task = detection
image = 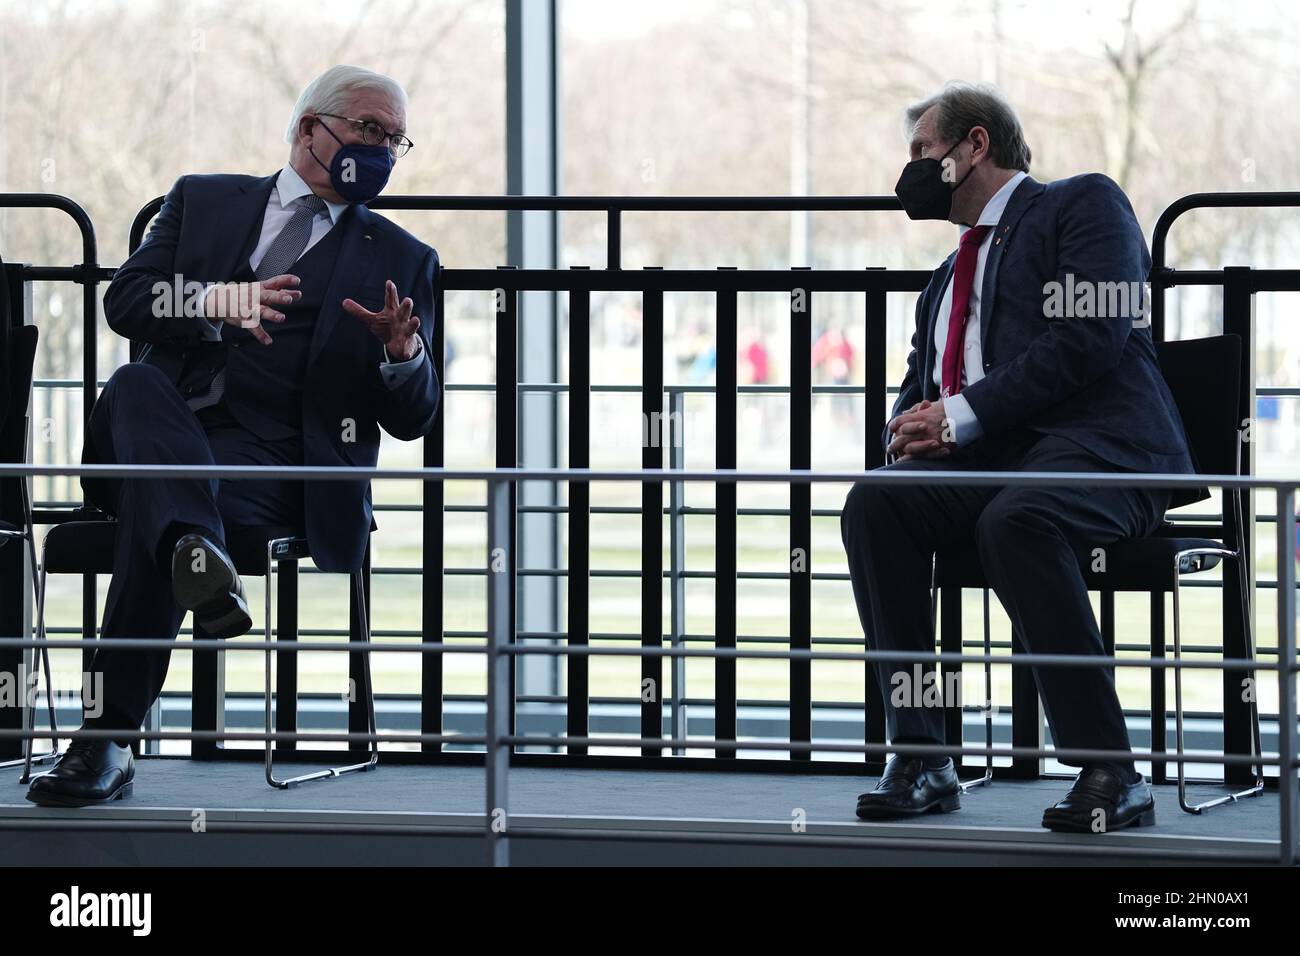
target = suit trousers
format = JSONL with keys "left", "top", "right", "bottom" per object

{"left": 839, "top": 428, "right": 1170, "bottom": 768}
{"left": 78, "top": 363, "right": 304, "bottom": 731}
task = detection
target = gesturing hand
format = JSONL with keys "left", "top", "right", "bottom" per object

{"left": 342, "top": 279, "right": 422, "bottom": 361}
{"left": 203, "top": 274, "right": 301, "bottom": 346}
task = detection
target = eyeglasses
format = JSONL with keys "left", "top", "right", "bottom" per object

{"left": 316, "top": 112, "right": 414, "bottom": 159}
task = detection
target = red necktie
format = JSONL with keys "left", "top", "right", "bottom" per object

{"left": 940, "top": 224, "right": 991, "bottom": 398}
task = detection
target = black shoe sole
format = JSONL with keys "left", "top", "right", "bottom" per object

{"left": 1041, "top": 805, "right": 1156, "bottom": 833}
{"left": 26, "top": 780, "right": 134, "bottom": 808}
{"left": 855, "top": 792, "right": 962, "bottom": 820}
{"left": 172, "top": 535, "right": 252, "bottom": 639}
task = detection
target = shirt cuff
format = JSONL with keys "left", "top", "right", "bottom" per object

{"left": 379, "top": 337, "right": 426, "bottom": 389}
{"left": 944, "top": 393, "right": 983, "bottom": 446}
{"left": 198, "top": 283, "right": 223, "bottom": 341}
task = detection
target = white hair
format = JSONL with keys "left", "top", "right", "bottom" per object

{"left": 284, "top": 65, "right": 408, "bottom": 144}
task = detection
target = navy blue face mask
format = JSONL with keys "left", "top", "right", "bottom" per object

{"left": 309, "top": 117, "right": 393, "bottom": 204}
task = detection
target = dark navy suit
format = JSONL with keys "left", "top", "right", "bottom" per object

{"left": 84, "top": 171, "right": 440, "bottom": 730}
{"left": 841, "top": 173, "right": 1195, "bottom": 768}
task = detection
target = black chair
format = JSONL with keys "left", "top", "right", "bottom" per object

{"left": 0, "top": 324, "right": 58, "bottom": 775}
{"left": 26, "top": 517, "right": 378, "bottom": 789}
{"left": 932, "top": 334, "right": 1262, "bottom": 813}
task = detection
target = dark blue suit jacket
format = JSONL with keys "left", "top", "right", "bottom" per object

{"left": 102, "top": 173, "right": 441, "bottom": 572}
{"left": 888, "top": 173, "right": 1198, "bottom": 501}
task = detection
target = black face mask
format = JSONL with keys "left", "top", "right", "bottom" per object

{"left": 894, "top": 134, "right": 974, "bottom": 221}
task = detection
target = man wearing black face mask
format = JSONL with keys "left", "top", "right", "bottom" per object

{"left": 841, "top": 82, "right": 1197, "bottom": 833}
{"left": 27, "top": 65, "right": 440, "bottom": 807}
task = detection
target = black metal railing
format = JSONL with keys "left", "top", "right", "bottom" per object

{"left": 0, "top": 461, "right": 1295, "bottom": 865}
{"left": 2, "top": 190, "right": 1298, "bottom": 788}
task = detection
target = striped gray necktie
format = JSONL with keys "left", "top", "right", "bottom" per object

{"left": 189, "top": 194, "right": 328, "bottom": 412}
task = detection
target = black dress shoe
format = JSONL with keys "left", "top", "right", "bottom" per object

{"left": 1042, "top": 766, "right": 1155, "bottom": 833}
{"left": 172, "top": 532, "right": 251, "bottom": 639}
{"left": 26, "top": 736, "right": 135, "bottom": 808}
{"left": 856, "top": 755, "right": 961, "bottom": 819}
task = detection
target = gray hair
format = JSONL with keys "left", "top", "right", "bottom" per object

{"left": 904, "top": 81, "right": 1031, "bottom": 173}
{"left": 284, "top": 65, "right": 408, "bottom": 144}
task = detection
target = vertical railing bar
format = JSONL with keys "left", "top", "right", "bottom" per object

{"left": 863, "top": 282, "right": 887, "bottom": 773}
{"left": 641, "top": 273, "right": 665, "bottom": 756}
{"left": 191, "top": 620, "right": 222, "bottom": 761}
{"left": 1276, "top": 490, "right": 1296, "bottom": 866}
{"left": 1223, "top": 267, "right": 1255, "bottom": 784}
{"left": 496, "top": 268, "right": 519, "bottom": 741}
{"left": 81, "top": 579, "right": 96, "bottom": 690}
{"left": 1150, "top": 590, "right": 1168, "bottom": 784}
{"left": 486, "top": 477, "right": 513, "bottom": 868}
{"left": 347, "top": 550, "right": 371, "bottom": 751}
{"left": 1100, "top": 591, "right": 1115, "bottom": 657}
{"left": 668, "top": 386, "right": 688, "bottom": 755}
{"left": 0, "top": 266, "right": 28, "bottom": 763}
{"left": 940, "top": 583, "right": 963, "bottom": 765}
{"left": 1150, "top": 266, "right": 1168, "bottom": 785}
{"left": 421, "top": 277, "right": 446, "bottom": 754}
{"left": 789, "top": 273, "right": 812, "bottom": 760}
{"left": 276, "top": 558, "right": 299, "bottom": 752}
{"left": 83, "top": 246, "right": 98, "bottom": 699}
{"left": 567, "top": 275, "right": 590, "bottom": 755}
{"left": 607, "top": 208, "right": 622, "bottom": 270}
{"left": 84, "top": 243, "right": 102, "bottom": 755}
{"left": 1009, "top": 628, "right": 1044, "bottom": 779}
{"left": 715, "top": 275, "right": 738, "bottom": 757}
{"left": 862, "top": 277, "right": 888, "bottom": 470}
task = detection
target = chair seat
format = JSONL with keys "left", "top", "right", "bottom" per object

{"left": 935, "top": 533, "right": 1226, "bottom": 592}
{"left": 41, "top": 518, "right": 307, "bottom": 576}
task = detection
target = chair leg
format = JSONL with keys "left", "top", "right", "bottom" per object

{"left": 1173, "top": 552, "right": 1264, "bottom": 813}
{"left": 960, "top": 588, "right": 994, "bottom": 792}
{"left": 352, "top": 570, "right": 379, "bottom": 769}
{"left": 142, "top": 698, "right": 163, "bottom": 756}
{"left": 266, "top": 545, "right": 378, "bottom": 789}
{"left": 4, "top": 483, "right": 59, "bottom": 777}
{"left": 930, "top": 562, "right": 993, "bottom": 792}
{"left": 4, "top": 561, "right": 60, "bottom": 779}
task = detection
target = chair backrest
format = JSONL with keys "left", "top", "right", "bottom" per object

{"left": 0, "top": 324, "right": 40, "bottom": 467}
{"left": 0, "top": 251, "right": 12, "bottom": 432}
{"left": 1154, "top": 334, "right": 1242, "bottom": 479}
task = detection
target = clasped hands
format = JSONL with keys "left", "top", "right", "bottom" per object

{"left": 204, "top": 274, "right": 422, "bottom": 359}
{"left": 886, "top": 398, "right": 956, "bottom": 461}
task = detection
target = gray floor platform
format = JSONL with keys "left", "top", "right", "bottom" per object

{"left": 0, "top": 758, "right": 1288, "bottom": 866}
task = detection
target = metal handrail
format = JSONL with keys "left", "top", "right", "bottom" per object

{"left": 0, "top": 462, "right": 1295, "bottom": 866}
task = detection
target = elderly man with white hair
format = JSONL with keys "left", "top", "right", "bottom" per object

{"left": 28, "top": 65, "right": 439, "bottom": 807}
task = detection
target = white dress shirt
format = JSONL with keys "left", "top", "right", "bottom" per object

{"left": 932, "top": 169, "right": 1028, "bottom": 444}
{"left": 199, "top": 163, "right": 425, "bottom": 389}
{"left": 248, "top": 162, "right": 348, "bottom": 273}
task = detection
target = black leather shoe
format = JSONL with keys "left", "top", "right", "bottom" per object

{"left": 855, "top": 755, "right": 961, "bottom": 819}
{"left": 1042, "top": 766, "right": 1155, "bottom": 833}
{"left": 26, "top": 736, "right": 135, "bottom": 808}
{"left": 172, "top": 532, "right": 251, "bottom": 639}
